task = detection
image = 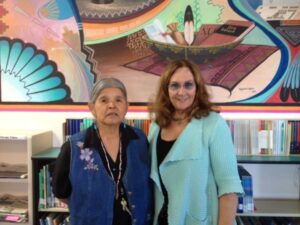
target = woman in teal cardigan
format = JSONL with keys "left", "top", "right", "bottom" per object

{"left": 148, "top": 59, "right": 243, "bottom": 225}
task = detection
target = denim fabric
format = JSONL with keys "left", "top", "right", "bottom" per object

{"left": 69, "top": 128, "right": 152, "bottom": 225}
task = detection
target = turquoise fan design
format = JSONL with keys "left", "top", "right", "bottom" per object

{"left": 0, "top": 37, "right": 71, "bottom": 102}
{"left": 38, "top": 0, "right": 74, "bottom": 20}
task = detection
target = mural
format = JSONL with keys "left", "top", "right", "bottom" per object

{"left": 0, "top": 0, "right": 96, "bottom": 103}
{"left": 0, "top": 0, "right": 299, "bottom": 110}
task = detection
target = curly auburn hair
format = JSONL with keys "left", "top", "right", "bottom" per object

{"left": 149, "top": 59, "right": 217, "bottom": 127}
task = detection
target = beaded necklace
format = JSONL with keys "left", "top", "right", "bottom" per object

{"left": 95, "top": 128, "right": 122, "bottom": 199}
{"left": 95, "top": 126, "right": 132, "bottom": 215}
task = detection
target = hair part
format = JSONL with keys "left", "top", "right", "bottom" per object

{"left": 149, "top": 59, "right": 217, "bottom": 127}
{"left": 89, "top": 77, "right": 128, "bottom": 104}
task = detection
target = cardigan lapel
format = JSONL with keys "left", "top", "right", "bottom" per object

{"left": 163, "top": 118, "right": 203, "bottom": 163}
{"left": 149, "top": 119, "right": 204, "bottom": 190}
{"left": 148, "top": 122, "right": 162, "bottom": 191}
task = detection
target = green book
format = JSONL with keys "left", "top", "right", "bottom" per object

{"left": 38, "top": 169, "right": 45, "bottom": 209}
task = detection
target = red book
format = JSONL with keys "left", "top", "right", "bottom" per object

{"left": 199, "top": 20, "right": 255, "bottom": 46}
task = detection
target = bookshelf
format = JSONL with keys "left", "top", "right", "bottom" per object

{"left": 228, "top": 118, "right": 300, "bottom": 221}
{"left": 0, "top": 130, "right": 52, "bottom": 225}
{"left": 31, "top": 118, "right": 151, "bottom": 224}
{"left": 237, "top": 154, "right": 300, "bottom": 218}
{"left": 31, "top": 147, "right": 67, "bottom": 225}
{"left": 28, "top": 117, "right": 300, "bottom": 223}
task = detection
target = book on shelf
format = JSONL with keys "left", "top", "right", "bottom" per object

{"left": 46, "top": 212, "right": 58, "bottom": 225}
{"left": 274, "top": 216, "right": 300, "bottom": 224}
{"left": 258, "top": 120, "right": 273, "bottom": 155}
{"left": 259, "top": 217, "right": 279, "bottom": 225}
{"left": 239, "top": 216, "right": 252, "bottom": 225}
{"left": 38, "top": 169, "right": 46, "bottom": 209}
{"left": 38, "top": 163, "right": 68, "bottom": 210}
{"left": 125, "top": 119, "right": 151, "bottom": 136}
{"left": 198, "top": 19, "right": 255, "bottom": 46}
{"left": 237, "top": 165, "right": 254, "bottom": 213}
{"left": 247, "top": 217, "right": 262, "bottom": 225}
{"left": 39, "top": 214, "right": 46, "bottom": 225}
{"left": 289, "top": 120, "right": 300, "bottom": 154}
{"left": 230, "top": 120, "right": 259, "bottom": 155}
{"left": 64, "top": 118, "right": 94, "bottom": 141}
{"left": 63, "top": 118, "right": 152, "bottom": 141}
{"left": 39, "top": 213, "right": 69, "bottom": 225}
{"left": 227, "top": 119, "right": 298, "bottom": 156}
{"left": 236, "top": 216, "right": 244, "bottom": 225}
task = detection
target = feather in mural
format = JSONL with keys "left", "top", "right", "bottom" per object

{"left": 280, "top": 53, "right": 300, "bottom": 102}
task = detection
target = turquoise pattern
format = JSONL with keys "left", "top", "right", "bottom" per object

{"left": 0, "top": 37, "right": 71, "bottom": 102}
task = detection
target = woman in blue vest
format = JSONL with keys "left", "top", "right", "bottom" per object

{"left": 148, "top": 59, "right": 243, "bottom": 225}
{"left": 53, "top": 78, "right": 152, "bottom": 225}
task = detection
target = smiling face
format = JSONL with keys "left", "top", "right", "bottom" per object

{"left": 168, "top": 67, "right": 196, "bottom": 116}
{"left": 88, "top": 87, "right": 128, "bottom": 127}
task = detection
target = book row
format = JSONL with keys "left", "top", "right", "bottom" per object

{"left": 62, "top": 118, "right": 300, "bottom": 156}
{"left": 37, "top": 163, "right": 254, "bottom": 215}
{"left": 64, "top": 118, "right": 300, "bottom": 156}
{"left": 39, "top": 212, "right": 69, "bottom": 225}
{"left": 38, "top": 164, "right": 67, "bottom": 210}
{"left": 227, "top": 120, "right": 300, "bottom": 155}
{"left": 63, "top": 118, "right": 151, "bottom": 141}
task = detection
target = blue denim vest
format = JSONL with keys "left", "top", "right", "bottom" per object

{"left": 68, "top": 128, "right": 152, "bottom": 225}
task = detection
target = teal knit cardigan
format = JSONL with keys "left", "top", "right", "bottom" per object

{"left": 148, "top": 112, "right": 244, "bottom": 225}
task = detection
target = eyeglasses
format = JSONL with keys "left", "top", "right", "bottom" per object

{"left": 168, "top": 81, "right": 195, "bottom": 91}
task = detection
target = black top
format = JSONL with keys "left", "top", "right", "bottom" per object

{"left": 156, "top": 130, "right": 175, "bottom": 225}
{"left": 52, "top": 124, "right": 139, "bottom": 225}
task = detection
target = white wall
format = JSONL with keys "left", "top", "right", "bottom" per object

{"left": 0, "top": 110, "right": 299, "bottom": 199}
{"left": 241, "top": 163, "right": 300, "bottom": 199}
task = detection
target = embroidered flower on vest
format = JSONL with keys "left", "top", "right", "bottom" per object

{"left": 77, "top": 142, "right": 99, "bottom": 171}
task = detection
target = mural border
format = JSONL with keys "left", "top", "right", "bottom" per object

{"left": 0, "top": 104, "right": 299, "bottom": 113}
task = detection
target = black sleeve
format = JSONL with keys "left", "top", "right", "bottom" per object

{"left": 52, "top": 141, "right": 72, "bottom": 199}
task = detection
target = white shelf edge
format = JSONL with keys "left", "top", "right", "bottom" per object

{"left": 0, "top": 178, "right": 28, "bottom": 183}
{"left": 237, "top": 199, "right": 300, "bottom": 217}
{"left": 38, "top": 207, "right": 69, "bottom": 213}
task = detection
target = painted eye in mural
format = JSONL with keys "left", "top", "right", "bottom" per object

{"left": 38, "top": 0, "right": 73, "bottom": 20}
{"left": 0, "top": 37, "right": 71, "bottom": 102}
